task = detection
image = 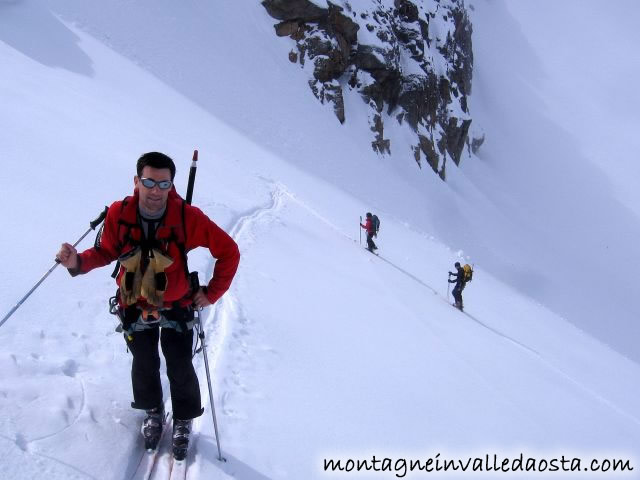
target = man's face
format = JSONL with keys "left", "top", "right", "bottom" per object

{"left": 134, "top": 166, "right": 172, "bottom": 214}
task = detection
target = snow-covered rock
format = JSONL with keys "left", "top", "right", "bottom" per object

{"left": 262, "top": 0, "right": 479, "bottom": 178}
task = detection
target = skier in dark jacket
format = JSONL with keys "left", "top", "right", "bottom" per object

{"left": 360, "top": 212, "right": 378, "bottom": 252}
{"left": 56, "top": 152, "right": 240, "bottom": 460}
{"left": 448, "top": 262, "right": 466, "bottom": 310}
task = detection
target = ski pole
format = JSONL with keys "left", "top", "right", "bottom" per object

{"left": 359, "top": 216, "right": 362, "bottom": 245}
{"left": 1, "top": 206, "right": 108, "bottom": 329}
{"left": 189, "top": 273, "right": 225, "bottom": 462}
{"left": 197, "top": 310, "right": 225, "bottom": 462}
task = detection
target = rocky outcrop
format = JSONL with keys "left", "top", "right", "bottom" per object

{"left": 262, "top": 0, "right": 327, "bottom": 22}
{"left": 261, "top": 0, "right": 482, "bottom": 180}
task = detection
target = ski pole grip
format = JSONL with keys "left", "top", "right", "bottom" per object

{"left": 90, "top": 206, "right": 109, "bottom": 230}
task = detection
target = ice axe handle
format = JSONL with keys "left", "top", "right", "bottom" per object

{"left": 189, "top": 271, "right": 200, "bottom": 301}
{"left": 185, "top": 149, "right": 198, "bottom": 205}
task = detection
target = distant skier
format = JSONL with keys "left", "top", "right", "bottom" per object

{"left": 448, "top": 262, "right": 472, "bottom": 311}
{"left": 56, "top": 152, "right": 240, "bottom": 460}
{"left": 360, "top": 212, "right": 379, "bottom": 253}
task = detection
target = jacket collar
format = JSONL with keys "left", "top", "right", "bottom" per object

{"left": 121, "top": 187, "right": 184, "bottom": 225}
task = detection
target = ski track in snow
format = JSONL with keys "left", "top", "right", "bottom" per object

{"left": 28, "top": 378, "right": 87, "bottom": 445}
{"left": 0, "top": 376, "right": 86, "bottom": 449}
{"left": 112, "top": 182, "right": 287, "bottom": 480}
{"left": 4, "top": 176, "right": 635, "bottom": 480}
{"left": 104, "top": 179, "right": 640, "bottom": 480}
{"left": 274, "top": 190, "right": 640, "bottom": 429}
{"left": 0, "top": 376, "right": 93, "bottom": 479}
{"left": 380, "top": 258, "right": 640, "bottom": 427}
{"left": 372, "top": 253, "right": 640, "bottom": 426}
{"left": 183, "top": 182, "right": 286, "bottom": 480}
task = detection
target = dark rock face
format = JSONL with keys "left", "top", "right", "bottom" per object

{"left": 261, "top": 0, "right": 482, "bottom": 179}
{"left": 262, "top": 0, "right": 327, "bottom": 22}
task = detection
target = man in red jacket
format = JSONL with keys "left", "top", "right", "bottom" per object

{"left": 360, "top": 212, "right": 378, "bottom": 253}
{"left": 56, "top": 152, "right": 240, "bottom": 459}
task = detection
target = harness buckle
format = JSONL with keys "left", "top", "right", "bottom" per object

{"left": 141, "top": 308, "right": 161, "bottom": 323}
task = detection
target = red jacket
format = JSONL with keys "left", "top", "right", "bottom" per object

{"left": 360, "top": 218, "right": 374, "bottom": 235}
{"left": 72, "top": 188, "right": 240, "bottom": 307}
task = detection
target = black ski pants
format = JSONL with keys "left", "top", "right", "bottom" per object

{"left": 126, "top": 326, "right": 202, "bottom": 420}
{"left": 366, "top": 232, "right": 377, "bottom": 251}
{"left": 452, "top": 283, "right": 464, "bottom": 307}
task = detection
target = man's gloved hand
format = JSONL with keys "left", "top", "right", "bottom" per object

{"left": 193, "top": 287, "right": 211, "bottom": 309}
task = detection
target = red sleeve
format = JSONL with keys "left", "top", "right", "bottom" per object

{"left": 184, "top": 205, "right": 240, "bottom": 304}
{"left": 69, "top": 201, "right": 122, "bottom": 276}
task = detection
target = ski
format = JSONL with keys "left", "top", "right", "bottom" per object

{"left": 167, "top": 428, "right": 191, "bottom": 480}
{"left": 168, "top": 458, "right": 187, "bottom": 480}
{"left": 451, "top": 303, "right": 464, "bottom": 312}
{"left": 130, "top": 410, "right": 172, "bottom": 480}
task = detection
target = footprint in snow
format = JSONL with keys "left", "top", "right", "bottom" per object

{"left": 15, "top": 433, "right": 29, "bottom": 452}
{"left": 62, "top": 359, "right": 78, "bottom": 377}
{"left": 233, "top": 328, "right": 249, "bottom": 339}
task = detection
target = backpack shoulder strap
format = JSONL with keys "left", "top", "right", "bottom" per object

{"left": 110, "top": 196, "right": 135, "bottom": 279}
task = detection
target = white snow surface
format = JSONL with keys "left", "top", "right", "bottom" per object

{"left": 1, "top": 0, "right": 639, "bottom": 479}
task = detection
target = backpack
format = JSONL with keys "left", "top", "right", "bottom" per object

{"left": 463, "top": 264, "right": 473, "bottom": 283}
{"left": 372, "top": 214, "right": 380, "bottom": 234}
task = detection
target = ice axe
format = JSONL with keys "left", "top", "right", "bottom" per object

{"left": 185, "top": 150, "right": 225, "bottom": 462}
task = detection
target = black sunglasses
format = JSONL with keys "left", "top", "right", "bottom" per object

{"left": 140, "top": 177, "right": 173, "bottom": 190}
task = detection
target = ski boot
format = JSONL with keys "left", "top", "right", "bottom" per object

{"left": 142, "top": 404, "right": 166, "bottom": 451}
{"left": 172, "top": 418, "right": 192, "bottom": 461}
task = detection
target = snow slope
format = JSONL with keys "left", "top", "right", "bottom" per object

{"left": 31, "top": 0, "right": 640, "bottom": 363}
{"left": 1, "top": 0, "right": 640, "bottom": 479}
